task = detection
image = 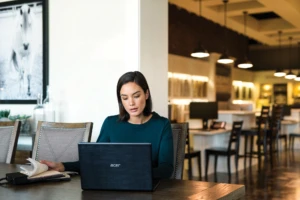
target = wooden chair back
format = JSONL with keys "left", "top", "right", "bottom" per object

{"left": 271, "top": 105, "right": 284, "bottom": 120}
{"left": 170, "top": 122, "right": 188, "bottom": 180}
{"left": 32, "top": 121, "right": 93, "bottom": 162}
{"left": 256, "top": 106, "right": 270, "bottom": 125}
{"left": 0, "top": 121, "right": 21, "bottom": 164}
{"left": 260, "top": 106, "right": 270, "bottom": 119}
{"left": 227, "top": 121, "right": 243, "bottom": 152}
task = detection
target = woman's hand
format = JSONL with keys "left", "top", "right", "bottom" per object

{"left": 40, "top": 160, "right": 65, "bottom": 172}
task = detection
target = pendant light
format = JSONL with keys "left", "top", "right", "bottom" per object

{"left": 274, "top": 31, "right": 286, "bottom": 77}
{"left": 191, "top": 0, "right": 210, "bottom": 58}
{"left": 285, "top": 37, "right": 296, "bottom": 79}
{"left": 295, "top": 42, "right": 300, "bottom": 81}
{"left": 217, "top": 0, "right": 234, "bottom": 64}
{"left": 237, "top": 11, "right": 253, "bottom": 69}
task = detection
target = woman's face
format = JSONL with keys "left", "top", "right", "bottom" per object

{"left": 120, "top": 82, "right": 149, "bottom": 118}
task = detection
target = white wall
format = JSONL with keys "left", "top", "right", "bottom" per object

{"left": 0, "top": 0, "right": 168, "bottom": 142}
{"left": 139, "top": 0, "right": 168, "bottom": 116}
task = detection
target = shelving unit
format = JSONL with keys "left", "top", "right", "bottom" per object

{"left": 168, "top": 72, "right": 208, "bottom": 100}
{"left": 168, "top": 72, "right": 209, "bottom": 122}
{"left": 259, "top": 84, "right": 272, "bottom": 100}
{"left": 232, "top": 81, "right": 254, "bottom": 100}
{"left": 273, "top": 83, "right": 287, "bottom": 104}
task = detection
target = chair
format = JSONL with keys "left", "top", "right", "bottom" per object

{"left": 32, "top": 121, "right": 93, "bottom": 162}
{"left": 259, "top": 106, "right": 270, "bottom": 120}
{"left": 185, "top": 127, "right": 202, "bottom": 180}
{"left": 0, "top": 121, "right": 21, "bottom": 164}
{"left": 205, "top": 121, "right": 243, "bottom": 181}
{"left": 254, "top": 113, "right": 281, "bottom": 169}
{"left": 289, "top": 133, "right": 300, "bottom": 150}
{"left": 254, "top": 106, "right": 270, "bottom": 128}
{"left": 170, "top": 122, "right": 188, "bottom": 180}
{"left": 242, "top": 106, "right": 270, "bottom": 168}
{"left": 272, "top": 105, "right": 287, "bottom": 151}
{"left": 249, "top": 115, "right": 268, "bottom": 167}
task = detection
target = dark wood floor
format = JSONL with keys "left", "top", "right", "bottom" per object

{"left": 183, "top": 150, "right": 300, "bottom": 200}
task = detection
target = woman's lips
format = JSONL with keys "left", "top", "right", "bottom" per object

{"left": 130, "top": 108, "right": 138, "bottom": 112}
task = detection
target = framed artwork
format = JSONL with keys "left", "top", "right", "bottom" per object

{"left": 0, "top": 0, "right": 48, "bottom": 104}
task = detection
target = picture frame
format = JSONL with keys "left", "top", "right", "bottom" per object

{"left": 0, "top": 0, "right": 48, "bottom": 104}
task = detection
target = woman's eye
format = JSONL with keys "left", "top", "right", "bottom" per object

{"left": 122, "top": 98, "right": 128, "bottom": 101}
{"left": 134, "top": 96, "right": 140, "bottom": 99}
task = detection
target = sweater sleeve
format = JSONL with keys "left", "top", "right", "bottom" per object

{"left": 96, "top": 117, "right": 110, "bottom": 142}
{"left": 63, "top": 161, "right": 80, "bottom": 172}
{"left": 152, "top": 120, "right": 174, "bottom": 179}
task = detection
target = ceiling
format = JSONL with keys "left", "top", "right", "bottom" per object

{"left": 169, "top": 0, "right": 300, "bottom": 47}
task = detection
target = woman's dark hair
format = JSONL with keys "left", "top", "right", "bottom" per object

{"left": 117, "top": 71, "right": 152, "bottom": 121}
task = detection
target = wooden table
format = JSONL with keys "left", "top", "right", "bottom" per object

{"left": 0, "top": 164, "right": 245, "bottom": 200}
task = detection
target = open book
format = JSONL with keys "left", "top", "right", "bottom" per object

{"left": 20, "top": 158, "right": 70, "bottom": 182}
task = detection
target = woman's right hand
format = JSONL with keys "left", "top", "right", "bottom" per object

{"left": 39, "top": 160, "right": 65, "bottom": 172}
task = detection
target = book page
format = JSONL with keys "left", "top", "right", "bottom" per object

{"left": 20, "top": 158, "right": 49, "bottom": 177}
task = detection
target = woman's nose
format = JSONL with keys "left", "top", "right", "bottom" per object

{"left": 129, "top": 98, "right": 135, "bottom": 106}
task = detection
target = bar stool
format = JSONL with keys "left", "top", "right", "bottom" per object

{"left": 289, "top": 133, "right": 300, "bottom": 150}
{"left": 271, "top": 105, "right": 285, "bottom": 151}
{"left": 185, "top": 128, "right": 202, "bottom": 180}
{"left": 242, "top": 105, "right": 270, "bottom": 169}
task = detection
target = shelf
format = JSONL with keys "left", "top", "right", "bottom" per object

{"left": 232, "top": 81, "right": 254, "bottom": 100}
{"left": 168, "top": 72, "right": 208, "bottom": 100}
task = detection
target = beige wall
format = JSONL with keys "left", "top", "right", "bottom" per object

{"left": 232, "top": 68, "right": 254, "bottom": 82}
{"left": 169, "top": 54, "right": 210, "bottom": 76}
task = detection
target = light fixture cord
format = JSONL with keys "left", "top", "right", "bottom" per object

{"left": 244, "top": 11, "right": 248, "bottom": 57}
{"left": 289, "top": 37, "right": 292, "bottom": 71}
{"left": 298, "top": 42, "right": 300, "bottom": 74}
{"left": 244, "top": 11, "right": 247, "bottom": 36}
{"left": 278, "top": 30, "right": 283, "bottom": 71}
{"left": 223, "top": 0, "right": 228, "bottom": 51}
{"left": 199, "top": 0, "right": 202, "bottom": 16}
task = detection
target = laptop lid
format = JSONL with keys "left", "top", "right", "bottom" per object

{"left": 78, "top": 143, "right": 158, "bottom": 191}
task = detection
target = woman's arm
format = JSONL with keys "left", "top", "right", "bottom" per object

{"left": 153, "top": 120, "right": 174, "bottom": 179}
{"left": 96, "top": 117, "right": 110, "bottom": 142}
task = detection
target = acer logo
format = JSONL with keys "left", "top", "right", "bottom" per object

{"left": 110, "top": 164, "right": 121, "bottom": 167}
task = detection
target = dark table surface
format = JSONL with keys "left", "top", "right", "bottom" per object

{"left": 0, "top": 164, "right": 245, "bottom": 200}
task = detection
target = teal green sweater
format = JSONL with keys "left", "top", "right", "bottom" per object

{"left": 63, "top": 112, "right": 174, "bottom": 179}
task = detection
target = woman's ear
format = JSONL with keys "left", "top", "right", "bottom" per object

{"left": 145, "top": 90, "right": 149, "bottom": 100}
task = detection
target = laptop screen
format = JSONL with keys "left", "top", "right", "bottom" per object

{"left": 78, "top": 143, "right": 157, "bottom": 191}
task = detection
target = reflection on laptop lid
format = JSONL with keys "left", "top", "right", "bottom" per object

{"left": 78, "top": 143, "right": 160, "bottom": 191}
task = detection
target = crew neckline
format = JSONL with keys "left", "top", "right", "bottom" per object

{"left": 127, "top": 112, "right": 156, "bottom": 125}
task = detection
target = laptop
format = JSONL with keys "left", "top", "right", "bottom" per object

{"left": 78, "top": 143, "right": 160, "bottom": 191}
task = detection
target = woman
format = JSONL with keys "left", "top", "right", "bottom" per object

{"left": 41, "top": 71, "right": 174, "bottom": 179}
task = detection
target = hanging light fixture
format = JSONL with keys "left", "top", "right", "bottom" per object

{"left": 217, "top": 0, "right": 234, "bottom": 64}
{"left": 285, "top": 37, "right": 296, "bottom": 79}
{"left": 191, "top": 0, "right": 210, "bottom": 58}
{"left": 274, "top": 31, "right": 286, "bottom": 77}
{"left": 295, "top": 42, "right": 300, "bottom": 81}
{"left": 237, "top": 11, "right": 253, "bottom": 69}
